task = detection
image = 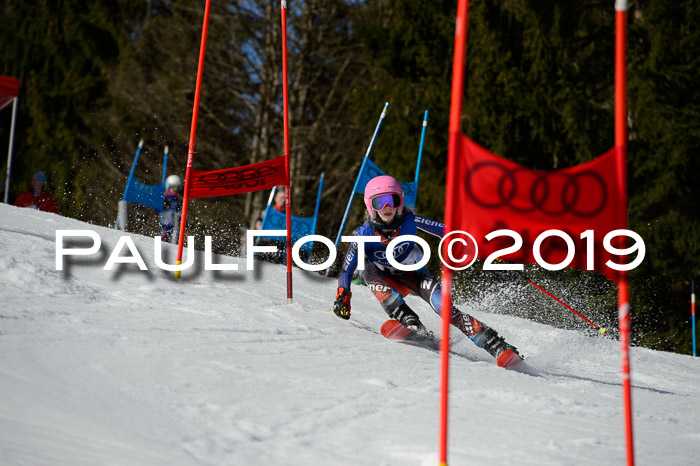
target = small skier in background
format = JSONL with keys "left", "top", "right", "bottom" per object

{"left": 331, "top": 175, "right": 522, "bottom": 366}
{"left": 161, "top": 175, "right": 183, "bottom": 243}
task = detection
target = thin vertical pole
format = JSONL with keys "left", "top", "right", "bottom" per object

{"left": 160, "top": 145, "right": 169, "bottom": 232}
{"left": 122, "top": 139, "right": 144, "bottom": 202}
{"left": 281, "top": 1, "right": 293, "bottom": 303}
{"left": 415, "top": 110, "right": 428, "bottom": 187}
{"left": 615, "top": 2, "right": 634, "bottom": 465}
{"left": 162, "top": 145, "right": 169, "bottom": 189}
{"left": 335, "top": 102, "right": 389, "bottom": 249}
{"left": 175, "top": 0, "right": 211, "bottom": 278}
{"left": 115, "top": 139, "right": 144, "bottom": 229}
{"left": 267, "top": 185, "right": 277, "bottom": 209}
{"left": 4, "top": 97, "right": 18, "bottom": 204}
{"left": 329, "top": 102, "right": 389, "bottom": 258}
{"left": 441, "top": 1, "right": 469, "bottom": 464}
{"left": 692, "top": 273, "right": 696, "bottom": 356}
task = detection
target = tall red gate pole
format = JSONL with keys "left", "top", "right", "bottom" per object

{"left": 615, "top": 1, "right": 634, "bottom": 464}
{"left": 281, "top": 1, "right": 293, "bottom": 303}
{"left": 175, "top": 0, "right": 212, "bottom": 278}
{"left": 440, "top": 1, "right": 470, "bottom": 464}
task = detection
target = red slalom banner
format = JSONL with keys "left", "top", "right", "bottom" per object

{"left": 188, "top": 155, "right": 287, "bottom": 198}
{"left": 442, "top": 1, "right": 634, "bottom": 465}
{"left": 453, "top": 135, "right": 624, "bottom": 282}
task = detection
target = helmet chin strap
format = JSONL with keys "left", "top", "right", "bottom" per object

{"left": 370, "top": 211, "right": 404, "bottom": 233}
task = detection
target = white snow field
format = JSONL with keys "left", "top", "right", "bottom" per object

{"left": 1, "top": 203, "right": 699, "bottom": 465}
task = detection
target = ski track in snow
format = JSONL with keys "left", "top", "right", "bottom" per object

{"left": 1, "top": 203, "right": 699, "bottom": 465}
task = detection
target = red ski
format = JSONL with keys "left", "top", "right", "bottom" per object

{"left": 381, "top": 319, "right": 523, "bottom": 368}
{"left": 380, "top": 319, "right": 415, "bottom": 340}
{"left": 496, "top": 350, "right": 522, "bottom": 368}
{"left": 380, "top": 319, "right": 440, "bottom": 348}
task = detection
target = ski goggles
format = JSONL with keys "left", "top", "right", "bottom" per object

{"left": 370, "top": 193, "right": 402, "bottom": 211}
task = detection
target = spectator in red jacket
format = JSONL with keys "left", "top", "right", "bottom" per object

{"left": 14, "top": 171, "right": 60, "bottom": 214}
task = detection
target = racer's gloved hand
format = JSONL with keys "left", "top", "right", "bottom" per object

{"left": 332, "top": 287, "right": 352, "bottom": 320}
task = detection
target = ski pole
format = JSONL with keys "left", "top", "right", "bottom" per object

{"left": 495, "top": 258, "right": 608, "bottom": 335}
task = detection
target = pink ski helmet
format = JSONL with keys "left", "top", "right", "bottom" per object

{"left": 363, "top": 175, "right": 404, "bottom": 219}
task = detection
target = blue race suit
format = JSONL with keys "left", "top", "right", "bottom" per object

{"left": 338, "top": 211, "right": 484, "bottom": 337}
{"left": 161, "top": 189, "right": 182, "bottom": 243}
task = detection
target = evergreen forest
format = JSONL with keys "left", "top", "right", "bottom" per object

{"left": 1, "top": 0, "right": 698, "bottom": 354}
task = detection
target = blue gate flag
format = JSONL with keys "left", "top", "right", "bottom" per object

{"left": 353, "top": 157, "right": 418, "bottom": 209}
{"left": 325, "top": 107, "right": 427, "bottom": 277}
{"left": 123, "top": 178, "right": 165, "bottom": 212}
{"left": 115, "top": 140, "right": 169, "bottom": 229}
{"left": 257, "top": 173, "right": 324, "bottom": 263}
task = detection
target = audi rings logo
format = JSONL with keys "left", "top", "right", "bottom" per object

{"left": 465, "top": 162, "right": 608, "bottom": 218}
{"left": 267, "top": 212, "right": 312, "bottom": 235}
{"left": 375, "top": 242, "right": 410, "bottom": 260}
{"left": 196, "top": 165, "right": 280, "bottom": 191}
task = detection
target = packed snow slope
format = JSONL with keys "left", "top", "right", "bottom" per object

{"left": 1, "top": 203, "right": 699, "bottom": 466}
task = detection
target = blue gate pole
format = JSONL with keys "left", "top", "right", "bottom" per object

{"left": 158, "top": 145, "right": 169, "bottom": 232}
{"left": 329, "top": 102, "right": 389, "bottom": 261}
{"left": 161, "top": 145, "right": 169, "bottom": 189}
{"left": 115, "top": 139, "right": 144, "bottom": 229}
{"left": 415, "top": 110, "right": 428, "bottom": 187}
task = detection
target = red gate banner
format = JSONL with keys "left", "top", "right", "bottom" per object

{"left": 188, "top": 155, "right": 287, "bottom": 199}
{"left": 453, "top": 134, "right": 624, "bottom": 281}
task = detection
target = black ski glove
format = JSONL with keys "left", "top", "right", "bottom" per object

{"left": 332, "top": 287, "right": 352, "bottom": 320}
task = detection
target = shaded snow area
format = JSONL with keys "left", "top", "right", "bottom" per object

{"left": 1, "top": 203, "right": 699, "bottom": 465}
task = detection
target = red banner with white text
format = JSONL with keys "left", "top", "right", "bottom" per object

{"left": 453, "top": 134, "right": 624, "bottom": 281}
{"left": 188, "top": 155, "right": 287, "bottom": 199}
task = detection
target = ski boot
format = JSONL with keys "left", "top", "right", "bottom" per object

{"left": 476, "top": 327, "right": 522, "bottom": 367}
{"left": 391, "top": 303, "right": 429, "bottom": 337}
{"left": 454, "top": 314, "right": 522, "bottom": 367}
{"left": 451, "top": 313, "right": 484, "bottom": 336}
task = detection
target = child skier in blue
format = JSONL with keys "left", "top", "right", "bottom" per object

{"left": 331, "top": 175, "right": 521, "bottom": 366}
{"left": 161, "top": 175, "right": 183, "bottom": 243}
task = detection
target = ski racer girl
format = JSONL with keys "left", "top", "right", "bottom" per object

{"left": 331, "top": 175, "right": 521, "bottom": 366}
